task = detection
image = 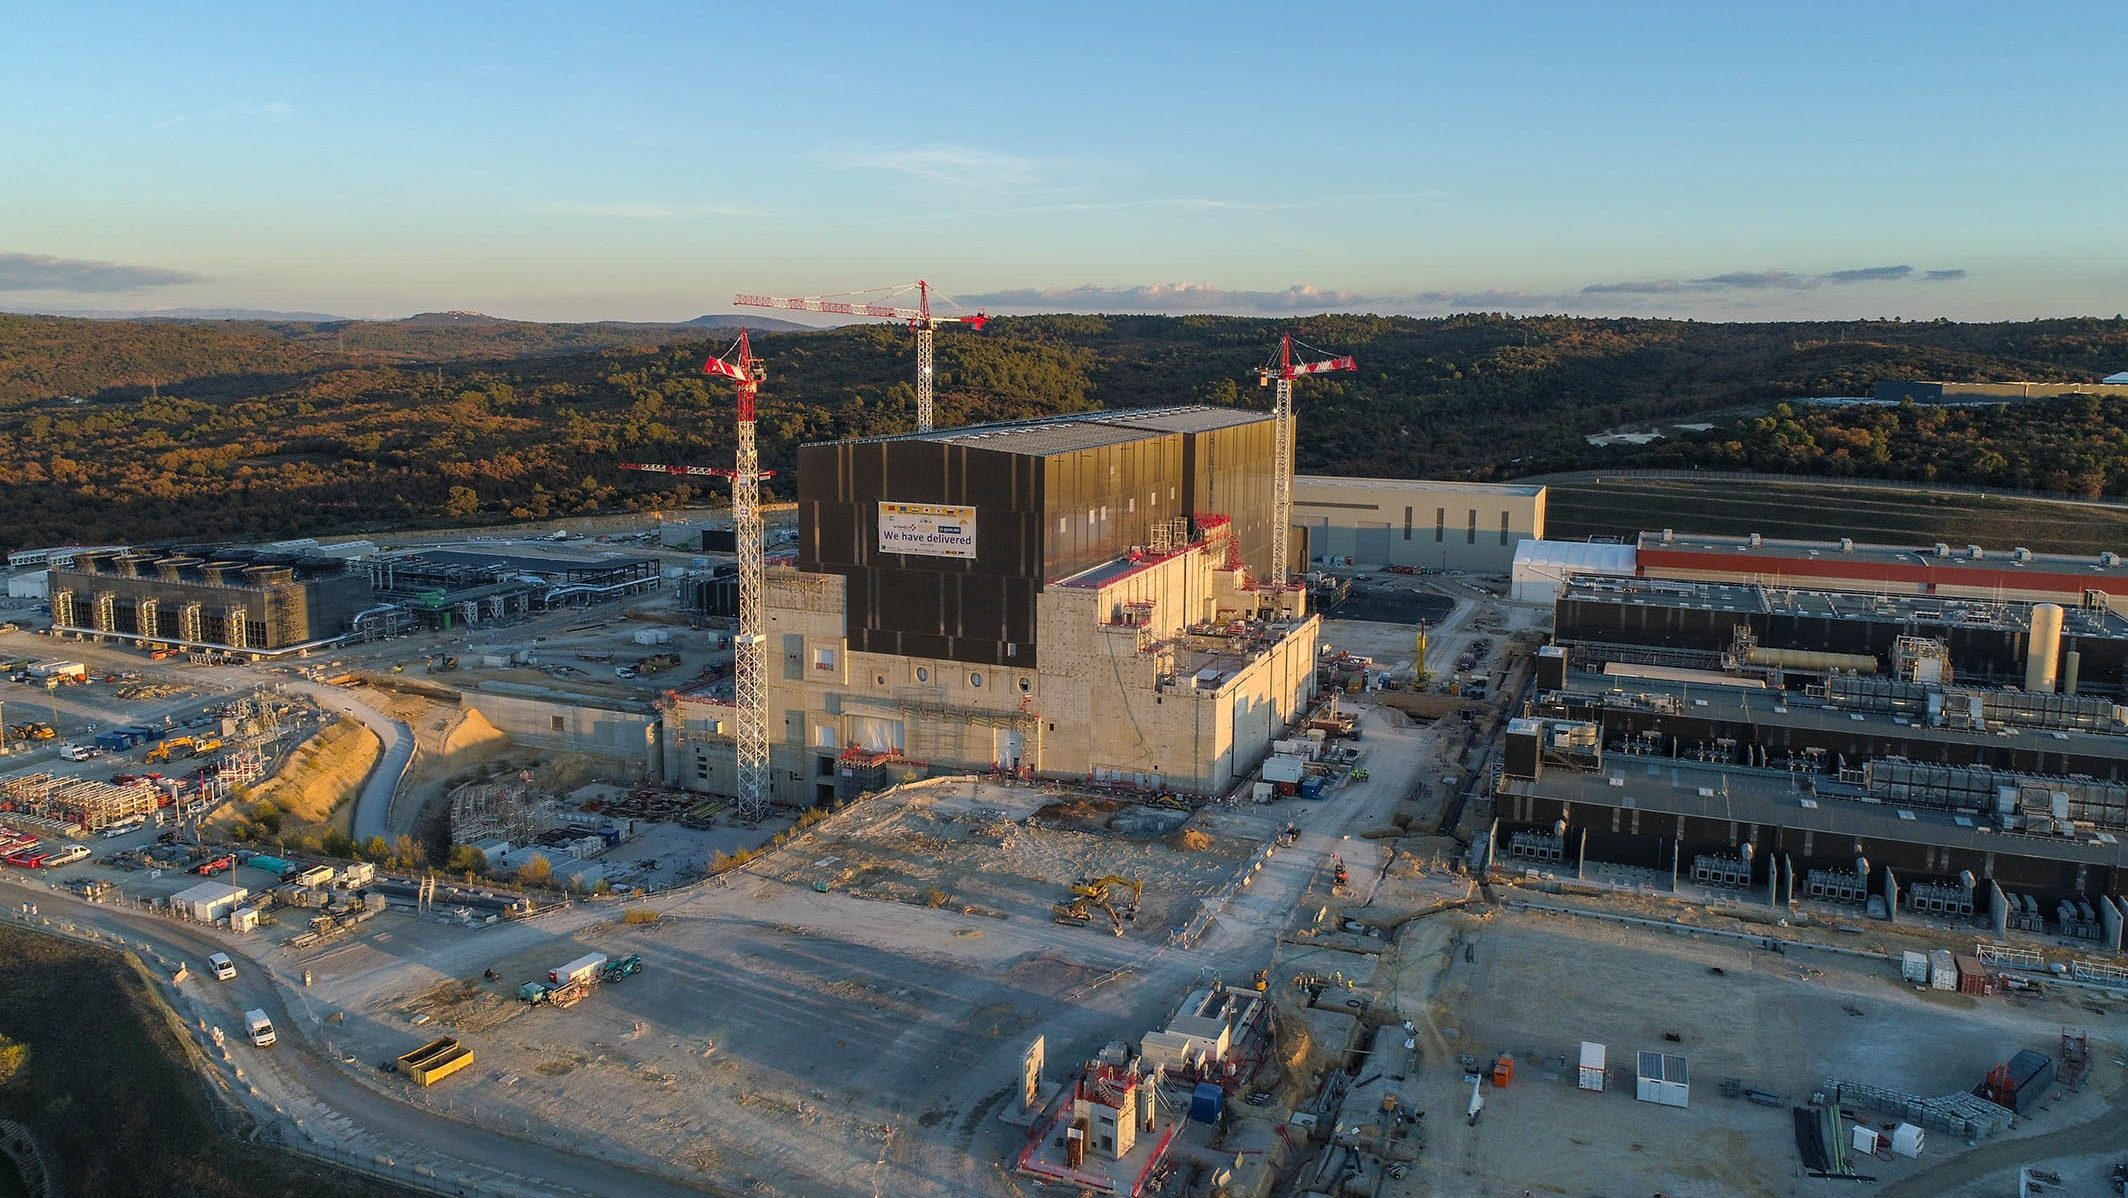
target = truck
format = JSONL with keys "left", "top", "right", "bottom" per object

{"left": 397, "top": 1036, "right": 474, "bottom": 1086}
{"left": 548, "top": 952, "right": 609, "bottom": 987}
{"left": 57, "top": 742, "right": 105, "bottom": 761}
{"left": 244, "top": 1008, "right": 276, "bottom": 1047}
{"left": 42, "top": 844, "right": 88, "bottom": 868}
{"left": 27, "top": 661, "right": 87, "bottom": 682}
{"left": 634, "top": 652, "right": 681, "bottom": 676}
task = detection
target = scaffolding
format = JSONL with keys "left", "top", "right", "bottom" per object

{"left": 0, "top": 773, "right": 161, "bottom": 832}
{"left": 448, "top": 775, "right": 556, "bottom": 846}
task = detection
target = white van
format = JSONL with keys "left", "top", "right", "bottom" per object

{"left": 207, "top": 952, "right": 236, "bottom": 981}
{"left": 244, "top": 1008, "right": 275, "bottom": 1047}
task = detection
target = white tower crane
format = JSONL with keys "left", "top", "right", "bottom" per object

{"left": 733, "top": 281, "right": 986, "bottom": 432}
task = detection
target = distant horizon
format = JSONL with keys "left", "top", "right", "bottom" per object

{"left": 4, "top": 300, "right": 2126, "bottom": 329}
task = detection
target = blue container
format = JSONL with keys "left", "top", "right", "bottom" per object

{"left": 247, "top": 855, "right": 295, "bottom": 879}
{"left": 1188, "top": 1082, "right": 1224, "bottom": 1123}
{"left": 1300, "top": 777, "right": 1326, "bottom": 800}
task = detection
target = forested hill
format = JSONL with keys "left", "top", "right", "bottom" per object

{"left": 0, "top": 310, "right": 2123, "bottom": 550}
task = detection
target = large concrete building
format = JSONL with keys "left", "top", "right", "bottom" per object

{"left": 1292, "top": 477, "right": 1544, "bottom": 574}
{"left": 1872, "top": 379, "right": 2128, "bottom": 404}
{"left": 666, "top": 407, "right": 1321, "bottom": 807}
{"left": 49, "top": 548, "right": 379, "bottom": 654}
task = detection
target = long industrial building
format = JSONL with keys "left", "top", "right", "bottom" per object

{"left": 1293, "top": 476, "right": 1544, "bottom": 573}
{"left": 48, "top": 548, "right": 382, "bottom": 654}
{"left": 666, "top": 407, "right": 1321, "bottom": 806}
{"left": 1502, "top": 572, "right": 2128, "bottom": 948}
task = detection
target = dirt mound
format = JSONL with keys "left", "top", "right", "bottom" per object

{"left": 1032, "top": 796, "right": 1126, "bottom": 828}
{"left": 1169, "top": 827, "right": 1213, "bottom": 852}
{"left": 252, "top": 716, "right": 380, "bottom": 828}
{"left": 443, "top": 706, "right": 511, "bottom": 761}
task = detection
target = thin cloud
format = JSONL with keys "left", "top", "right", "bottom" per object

{"left": 814, "top": 143, "right": 1054, "bottom": 189}
{"left": 1822, "top": 264, "right": 1913, "bottom": 284}
{"left": 1694, "top": 270, "right": 1812, "bottom": 290}
{"left": 1583, "top": 264, "right": 1967, "bottom": 295}
{"left": 534, "top": 201, "right": 770, "bottom": 220}
{"left": 0, "top": 251, "right": 202, "bottom": 293}
{"left": 960, "top": 282, "right": 1572, "bottom": 317}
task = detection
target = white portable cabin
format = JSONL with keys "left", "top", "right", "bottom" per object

{"left": 1634, "top": 1051, "right": 1688, "bottom": 1108}
{"left": 1577, "top": 1041, "right": 1606, "bottom": 1091}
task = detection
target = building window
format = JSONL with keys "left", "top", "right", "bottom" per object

{"left": 1435, "top": 508, "right": 1445, "bottom": 542}
{"left": 1403, "top": 505, "right": 1413, "bottom": 541}
{"left": 875, "top": 674, "right": 886, "bottom": 686}
{"left": 1005, "top": 643, "right": 1017, "bottom": 658}
{"left": 1127, "top": 497, "right": 1135, "bottom": 513}
{"left": 1467, "top": 509, "right": 1477, "bottom": 544}
{"left": 550, "top": 715, "right": 564, "bottom": 732}
{"left": 812, "top": 723, "right": 837, "bottom": 749}
{"left": 969, "top": 672, "right": 983, "bottom": 688}
{"left": 817, "top": 755, "right": 835, "bottom": 777}
{"left": 915, "top": 666, "right": 929, "bottom": 683}
{"left": 1019, "top": 676, "right": 1032, "bottom": 693}
{"left": 1500, "top": 510, "right": 1511, "bottom": 545}
{"left": 1057, "top": 516, "right": 1067, "bottom": 535}
{"left": 812, "top": 646, "right": 837, "bottom": 672}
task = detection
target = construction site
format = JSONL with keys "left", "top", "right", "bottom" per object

{"left": 0, "top": 298, "right": 2122, "bottom": 1198}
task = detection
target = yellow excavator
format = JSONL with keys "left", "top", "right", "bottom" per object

{"left": 145, "top": 736, "right": 195, "bottom": 763}
{"left": 1053, "top": 897, "right": 1125, "bottom": 936}
{"left": 1070, "top": 875, "right": 1143, "bottom": 917}
{"left": 8, "top": 722, "right": 56, "bottom": 742}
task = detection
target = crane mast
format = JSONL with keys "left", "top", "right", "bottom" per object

{"left": 733, "top": 280, "right": 985, "bottom": 433}
{"left": 700, "top": 331, "right": 771, "bottom": 821}
{"left": 1257, "top": 334, "right": 1356, "bottom": 604}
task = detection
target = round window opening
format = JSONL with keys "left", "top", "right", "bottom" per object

{"left": 970, "top": 672, "right": 984, "bottom": 688}
{"left": 1018, "top": 677, "right": 1032, "bottom": 693}
{"left": 915, "top": 667, "right": 929, "bottom": 683}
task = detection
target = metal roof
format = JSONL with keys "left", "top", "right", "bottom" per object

{"left": 1300, "top": 474, "right": 1546, "bottom": 498}
{"left": 826, "top": 405, "right": 1269, "bottom": 458}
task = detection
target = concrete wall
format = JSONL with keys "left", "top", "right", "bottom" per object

{"left": 712, "top": 541, "right": 1320, "bottom": 808}
{"left": 1294, "top": 476, "right": 1545, "bottom": 573}
{"left": 463, "top": 689, "right": 661, "bottom": 779}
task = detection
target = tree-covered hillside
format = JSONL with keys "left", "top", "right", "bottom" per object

{"left": 0, "top": 311, "right": 2123, "bottom": 550}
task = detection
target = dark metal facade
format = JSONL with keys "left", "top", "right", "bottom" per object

{"left": 796, "top": 407, "right": 1278, "bottom": 668}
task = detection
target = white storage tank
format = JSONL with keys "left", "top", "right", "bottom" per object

{"left": 2026, "top": 602, "right": 2064, "bottom": 694}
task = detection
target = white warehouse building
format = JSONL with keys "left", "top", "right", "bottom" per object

{"left": 1291, "top": 477, "right": 1546, "bottom": 574}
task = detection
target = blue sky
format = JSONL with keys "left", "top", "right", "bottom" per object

{"left": 3, "top": 2, "right": 2124, "bottom": 322}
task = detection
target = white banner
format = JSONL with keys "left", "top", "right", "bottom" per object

{"left": 878, "top": 501, "right": 977, "bottom": 559}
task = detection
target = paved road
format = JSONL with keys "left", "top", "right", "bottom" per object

{"left": 3, "top": 880, "right": 734, "bottom": 1198}
{"left": 284, "top": 681, "right": 414, "bottom": 842}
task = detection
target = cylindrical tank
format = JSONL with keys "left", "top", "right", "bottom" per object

{"left": 242, "top": 565, "right": 296, "bottom": 588}
{"left": 200, "top": 561, "right": 243, "bottom": 586}
{"left": 2062, "top": 650, "right": 2082, "bottom": 694}
{"left": 156, "top": 555, "right": 200, "bottom": 581}
{"left": 2026, "top": 603, "right": 2064, "bottom": 693}
{"left": 1747, "top": 646, "right": 1879, "bottom": 673}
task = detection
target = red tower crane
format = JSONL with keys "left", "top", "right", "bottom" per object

{"left": 732, "top": 281, "right": 986, "bottom": 432}
{"left": 1256, "top": 334, "right": 1356, "bottom": 601}
{"left": 686, "top": 331, "right": 770, "bottom": 821}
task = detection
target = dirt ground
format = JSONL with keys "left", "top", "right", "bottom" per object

{"left": 1377, "top": 906, "right": 2126, "bottom": 1198}
{"left": 748, "top": 779, "right": 1251, "bottom": 937}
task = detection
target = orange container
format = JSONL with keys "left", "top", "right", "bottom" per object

{"left": 1492, "top": 1054, "right": 1515, "bottom": 1087}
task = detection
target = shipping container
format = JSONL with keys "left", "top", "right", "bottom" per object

{"left": 1929, "top": 949, "right": 1957, "bottom": 991}
{"left": 1899, "top": 951, "right": 1929, "bottom": 984}
{"left": 548, "top": 952, "right": 609, "bottom": 987}
{"left": 1954, "top": 955, "right": 1990, "bottom": 995}
{"left": 1577, "top": 1042, "right": 1606, "bottom": 1091}
{"left": 246, "top": 855, "right": 296, "bottom": 879}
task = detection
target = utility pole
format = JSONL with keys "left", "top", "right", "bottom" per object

{"left": 1256, "top": 334, "right": 1356, "bottom": 601}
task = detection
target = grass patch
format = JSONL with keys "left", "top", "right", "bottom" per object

{"left": 0, "top": 926, "right": 416, "bottom": 1198}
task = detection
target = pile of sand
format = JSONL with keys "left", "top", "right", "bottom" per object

{"left": 1169, "top": 827, "right": 1213, "bottom": 852}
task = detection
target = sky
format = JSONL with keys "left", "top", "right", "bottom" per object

{"left": 3, "top": 2, "right": 2125, "bottom": 323}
